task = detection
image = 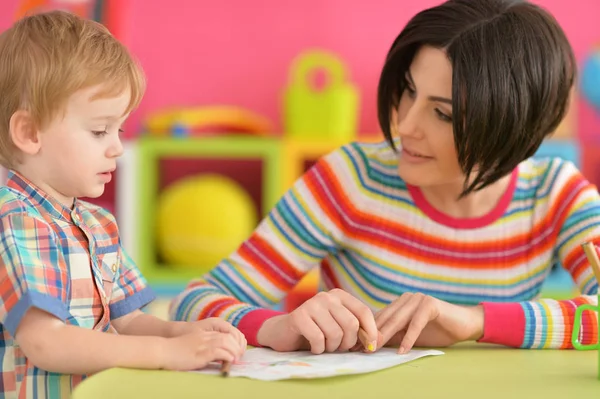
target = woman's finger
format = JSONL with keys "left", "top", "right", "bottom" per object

{"left": 329, "top": 305, "right": 361, "bottom": 351}
{"left": 399, "top": 299, "right": 436, "bottom": 353}
{"left": 312, "top": 309, "right": 344, "bottom": 353}
{"left": 378, "top": 294, "right": 423, "bottom": 346}
{"left": 330, "top": 289, "right": 379, "bottom": 350}
{"left": 353, "top": 330, "right": 385, "bottom": 352}
{"left": 374, "top": 293, "right": 412, "bottom": 331}
{"left": 291, "top": 309, "right": 326, "bottom": 354}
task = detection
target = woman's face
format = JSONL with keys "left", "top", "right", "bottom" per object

{"left": 395, "top": 46, "right": 465, "bottom": 188}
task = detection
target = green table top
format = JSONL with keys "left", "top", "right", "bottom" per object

{"left": 72, "top": 343, "right": 599, "bottom": 399}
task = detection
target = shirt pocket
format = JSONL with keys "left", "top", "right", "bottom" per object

{"left": 96, "top": 246, "right": 119, "bottom": 302}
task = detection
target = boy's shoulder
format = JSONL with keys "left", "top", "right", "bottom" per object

{"left": 0, "top": 185, "right": 44, "bottom": 219}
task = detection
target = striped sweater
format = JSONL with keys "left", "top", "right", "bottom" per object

{"left": 170, "top": 140, "right": 600, "bottom": 349}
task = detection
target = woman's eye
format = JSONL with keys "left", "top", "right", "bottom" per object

{"left": 435, "top": 108, "right": 452, "bottom": 122}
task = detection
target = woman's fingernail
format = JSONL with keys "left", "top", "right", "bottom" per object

{"left": 368, "top": 341, "right": 377, "bottom": 351}
{"left": 399, "top": 346, "right": 406, "bottom": 354}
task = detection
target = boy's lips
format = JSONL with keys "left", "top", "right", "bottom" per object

{"left": 98, "top": 170, "right": 113, "bottom": 183}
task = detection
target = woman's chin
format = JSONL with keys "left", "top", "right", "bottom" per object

{"left": 397, "top": 164, "right": 431, "bottom": 186}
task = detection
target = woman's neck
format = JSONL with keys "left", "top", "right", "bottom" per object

{"left": 419, "top": 174, "right": 514, "bottom": 220}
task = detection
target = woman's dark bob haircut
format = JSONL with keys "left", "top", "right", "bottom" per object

{"left": 378, "top": 0, "right": 575, "bottom": 197}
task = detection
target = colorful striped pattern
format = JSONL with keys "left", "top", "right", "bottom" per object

{"left": 170, "top": 140, "right": 599, "bottom": 348}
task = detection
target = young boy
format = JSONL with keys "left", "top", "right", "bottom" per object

{"left": 0, "top": 10, "right": 246, "bottom": 398}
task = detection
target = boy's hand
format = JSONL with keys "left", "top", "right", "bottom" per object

{"left": 160, "top": 330, "right": 246, "bottom": 371}
{"left": 171, "top": 318, "right": 247, "bottom": 350}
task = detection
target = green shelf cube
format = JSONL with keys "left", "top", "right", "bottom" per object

{"left": 135, "top": 136, "right": 283, "bottom": 289}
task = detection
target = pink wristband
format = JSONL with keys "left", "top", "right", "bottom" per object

{"left": 478, "top": 302, "right": 525, "bottom": 347}
{"left": 237, "top": 308, "right": 285, "bottom": 347}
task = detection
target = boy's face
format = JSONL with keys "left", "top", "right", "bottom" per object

{"left": 35, "top": 84, "right": 130, "bottom": 206}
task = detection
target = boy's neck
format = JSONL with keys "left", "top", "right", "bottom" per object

{"left": 12, "top": 165, "right": 75, "bottom": 209}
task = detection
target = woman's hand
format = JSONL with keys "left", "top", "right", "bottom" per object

{"left": 374, "top": 293, "right": 484, "bottom": 353}
{"left": 256, "top": 289, "right": 379, "bottom": 354}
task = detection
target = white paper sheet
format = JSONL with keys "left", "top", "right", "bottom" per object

{"left": 195, "top": 348, "right": 444, "bottom": 381}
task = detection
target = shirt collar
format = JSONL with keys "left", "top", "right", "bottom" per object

{"left": 6, "top": 170, "right": 78, "bottom": 222}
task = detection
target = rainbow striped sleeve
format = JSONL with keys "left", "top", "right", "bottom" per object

{"left": 481, "top": 161, "right": 599, "bottom": 348}
{"left": 169, "top": 154, "right": 343, "bottom": 345}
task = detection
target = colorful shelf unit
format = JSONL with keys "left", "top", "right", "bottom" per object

{"left": 135, "top": 136, "right": 283, "bottom": 288}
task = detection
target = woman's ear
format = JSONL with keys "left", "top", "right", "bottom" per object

{"left": 9, "top": 110, "right": 41, "bottom": 155}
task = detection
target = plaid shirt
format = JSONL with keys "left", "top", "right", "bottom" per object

{"left": 0, "top": 171, "right": 155, "bottom": 399}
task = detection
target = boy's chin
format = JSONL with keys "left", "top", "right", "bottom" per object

{"left": 80, "top": 186, "right": 105, "bottom": 199}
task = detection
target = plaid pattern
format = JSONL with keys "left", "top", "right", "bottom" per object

{"left": 0, "top": 171, "right": 155, "bottom": 399}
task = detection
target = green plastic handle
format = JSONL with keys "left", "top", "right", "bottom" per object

{"left": 572, "top": 304, "right": 599, "bottom": 350}
{"left": 290, "top": 50, "right": 347, "bottom": 92}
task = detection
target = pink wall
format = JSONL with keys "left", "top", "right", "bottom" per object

{"left": 2, "top": 0, "right": 600, "bottom": 139}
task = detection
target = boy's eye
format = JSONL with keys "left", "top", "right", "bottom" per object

{"left": 92, "top": 130, "right": 108, "bottom": 136}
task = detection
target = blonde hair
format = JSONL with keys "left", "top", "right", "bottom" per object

{"left": 0, "top": 10, "right": 146, "bottom": 168}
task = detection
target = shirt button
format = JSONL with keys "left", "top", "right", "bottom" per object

{"left": 111, "top": 263, "right": 117, "bottom": 273}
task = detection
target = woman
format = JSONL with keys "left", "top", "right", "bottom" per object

{"left": 170, "top": 0, "right": 599, "bottom": 354}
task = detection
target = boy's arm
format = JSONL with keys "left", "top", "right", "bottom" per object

{"left": 0, "top": 213, "right": 160, "bottom": 372}
{"left": 109, "top": 242, "right": 235, "bottom": 339}
{"left": 107, "top": 240, "right": 155, "bottom": 321}
{"left": 0, "top": 212, "right": 241, "bottom": 373}
{"left": 16, "top": 307, "right": 245, "bottom": 374}
{"left": 0, "top": 213, "right": 71, "bottom": 337}
{"left": 15, "top": 308, "right": 165, "bottom": 374}
{"left": 109, "top": 242, "right": 199, "bottom": 338}
{"left": 111, "top": 309, "right": 193, "bottom": 338}
{"left": 480, "top": 162, "right": 599, "bottom": 349}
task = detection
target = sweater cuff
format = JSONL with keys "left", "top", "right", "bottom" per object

{"left": 478, "top": 302, "right": 525, "bottom": 347}
{"left": 237, "top": 308, "right": 285, "bottom": 347}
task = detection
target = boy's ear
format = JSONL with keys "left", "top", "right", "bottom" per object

{"left": 9, "top": 110, "right": 41, "bottom": 155}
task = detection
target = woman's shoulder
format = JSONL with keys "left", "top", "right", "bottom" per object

{"left": 320, "top": 139, "right": 399, "bottom": 173}
{"left": 517, "top": 156, "right": 592, "bottom": 195}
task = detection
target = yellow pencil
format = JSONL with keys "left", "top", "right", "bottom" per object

{"left": 581, "top": 242, "right": 600, "bottom": 282}
{"left": 358, "top": 328, "right": 376, "bottom": 352}
{"left": 220, "top": 361, "right": 231, "bottom": 377}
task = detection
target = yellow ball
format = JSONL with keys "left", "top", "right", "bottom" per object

{"left": 156, "top": 174, "right": 258, "bottom": 269}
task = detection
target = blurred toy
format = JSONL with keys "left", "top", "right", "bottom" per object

{"left": 144, "top": 106, "right": 274, "bottom": 137}
{"left": 15, "top": 0, "right": 98, "bottom": 20}
{"left": 156, "top": 173, "right": 258, "bottom": 270}
{"left": 283, "top": 50, "right": 359, "bottom": 140}
{"left": 581, "top": 48, "right": 600, "bottom": 112}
